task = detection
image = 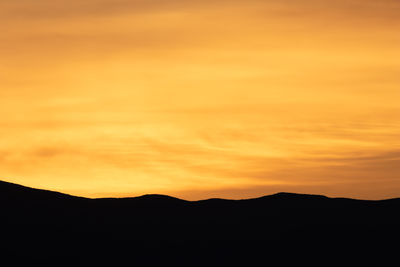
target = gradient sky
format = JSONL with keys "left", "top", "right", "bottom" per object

{"left": 1, "top": 0, "right": 399, "bottom": 199}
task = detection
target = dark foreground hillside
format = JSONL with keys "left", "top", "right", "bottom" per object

{"left": 1, "top": 180, "right": 400, "bottom": 266}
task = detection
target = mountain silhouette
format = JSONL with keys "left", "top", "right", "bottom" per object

{"left": 1, "top": 180, "right": 399, "bottom": 266}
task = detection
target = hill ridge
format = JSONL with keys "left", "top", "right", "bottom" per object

{"left": 0, "top": 179, "right": 363, "bottom": 202}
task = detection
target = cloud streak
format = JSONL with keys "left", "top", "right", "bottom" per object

{"left": 0, "top": 0, "right": 399, "bottom": 199}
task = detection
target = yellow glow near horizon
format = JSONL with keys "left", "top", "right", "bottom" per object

{"left": 1, "top": 0, "right": 399, "bottom": 200}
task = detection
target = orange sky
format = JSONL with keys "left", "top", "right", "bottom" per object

{"left": 1, "top": 0, "right": 399, "bottom": 200}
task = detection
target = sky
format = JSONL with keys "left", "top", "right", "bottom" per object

{"left": 1, "top": 0, "right": 399, "bottom": 200}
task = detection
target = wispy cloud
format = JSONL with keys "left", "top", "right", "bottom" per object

{"left": 0, "top": 0, "right": 399, "bottom": 199}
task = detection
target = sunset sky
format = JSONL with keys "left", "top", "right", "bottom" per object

{"left": 1, "top": 0, "right": 399, "bottom": 200}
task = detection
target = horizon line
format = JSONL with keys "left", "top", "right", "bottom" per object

{"left": 1, "top": 179, "right": 399, "bottom": 202}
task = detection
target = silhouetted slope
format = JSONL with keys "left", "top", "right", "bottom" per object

{"left": 0, "top": 180, "right": 84, "bottom": 201}
{"left": 1, "top": 180, "right": 400, "bottom": 266}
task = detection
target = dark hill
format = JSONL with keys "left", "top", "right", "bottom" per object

{"left": 1, "top": 180, "right": 399, "bottom": 266}
{"left": 0, "top": 180, "right": 83, "bottom": 201}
